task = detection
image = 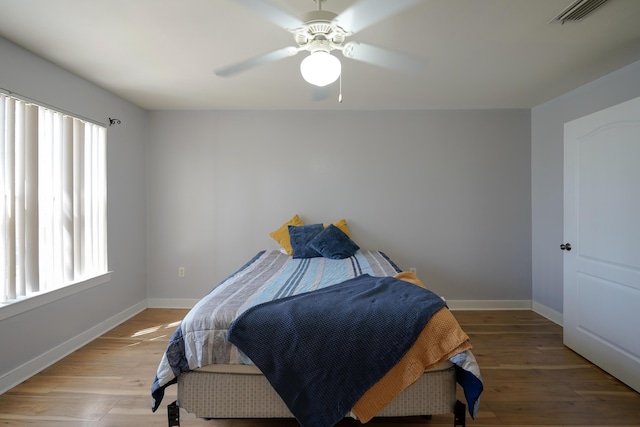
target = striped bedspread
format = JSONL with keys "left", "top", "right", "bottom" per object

{"left": 151, "top": 249, "right": 402, "bottom": 411}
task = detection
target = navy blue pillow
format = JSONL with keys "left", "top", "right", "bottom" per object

{"left": 309, "top": 224, "right": 360, "bottom": 259}
{"left": 289, "top": 224, "right": 324, "bottom": 259}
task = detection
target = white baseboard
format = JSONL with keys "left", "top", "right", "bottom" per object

{"left": 446, "top": 300, "right": 532, "bottom": 310}
{"left": 532, "top": 301, "right": 563, "bottom": 326}
{"left": 0, "top": 300, "right": 147, "bottom": 395}
{"left": 147, "top": 298, "right": 199, "bottom": 309}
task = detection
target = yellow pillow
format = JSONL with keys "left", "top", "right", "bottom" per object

{"left": 269, "top": 214, "right": 304, "bottom": 255}
{"left": 332, "top": 218, "right": 351, "bottom": 238}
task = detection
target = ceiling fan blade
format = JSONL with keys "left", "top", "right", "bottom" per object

{"left": 333, "top": 0, "right": 423, "bottom": 34}
{"left": 233, "top": 0, "right": 303, "bottom": 30}
{"left": 342, "top": 42, "right": 425, "bottom": 73}
{"left": 215, "top": 47, "right": 299, "bottom": 77}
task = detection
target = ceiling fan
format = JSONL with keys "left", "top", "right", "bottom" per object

{"left": 215, "top": 0, "right": 425, "bottom": 88}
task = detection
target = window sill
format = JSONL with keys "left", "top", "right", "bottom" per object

{"left": 0, "top": 272, "right": 113, "bottom": 321}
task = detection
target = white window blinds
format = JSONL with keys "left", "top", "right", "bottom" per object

{"left": 1, "top": 94, "right": 108, "bottom": 304}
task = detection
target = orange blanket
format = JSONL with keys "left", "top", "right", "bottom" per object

{"left": 351, "top": 272, "right": 471, "bottom": 422}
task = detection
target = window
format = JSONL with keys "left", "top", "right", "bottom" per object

{"left": 1, "top": 93, "right": 108, "bottom": 306}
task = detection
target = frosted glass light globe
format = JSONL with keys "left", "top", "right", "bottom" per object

{"left": 300, "top": 52, "right": 341, "bottom": 87}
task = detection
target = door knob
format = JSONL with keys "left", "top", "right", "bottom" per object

{"left": 560, "top": 243, "right": 572, "bottom": 251}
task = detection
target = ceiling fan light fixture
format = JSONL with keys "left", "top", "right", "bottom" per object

{"left": 300, "top": 51, "right": 341, "bottom": 87}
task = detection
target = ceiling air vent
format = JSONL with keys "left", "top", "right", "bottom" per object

{"left": 550, "top": 0, "right": 610, "bottom": 24}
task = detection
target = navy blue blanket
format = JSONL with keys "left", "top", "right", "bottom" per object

{"left": 227, "top": 274, "right": 446, "bottom": 427}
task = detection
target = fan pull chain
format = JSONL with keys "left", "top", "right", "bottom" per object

{"left": 338, "top": 72, "right": 343, "bottom": 103}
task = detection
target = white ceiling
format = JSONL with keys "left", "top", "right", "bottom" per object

{"left": 1, "top": 0, "right": 639, "bottom": 111}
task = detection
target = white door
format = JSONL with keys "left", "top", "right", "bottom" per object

{"left": 564, "top": 96, "right": 640, "bottom": 393}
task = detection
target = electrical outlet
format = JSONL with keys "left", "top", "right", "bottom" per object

{"left": 178, "top": 267, "right": 185, "bottom": 277}
{"left": 409, "top": 267, "right": 417, "bottom": 274}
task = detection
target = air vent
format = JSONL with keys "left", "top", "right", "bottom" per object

{"left": 550, "top": 0, "right": 610, "bottom": 24}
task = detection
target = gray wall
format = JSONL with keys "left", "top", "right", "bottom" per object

{"left": 0, "top": 37, "right": 148, "bottom": 383}
{"left": 147, "top": 109, "right": 532, "bottom": 303}
{"left": 531, "top": 60, "right": 640, "bottom": 318}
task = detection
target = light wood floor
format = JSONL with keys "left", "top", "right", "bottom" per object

{"left": 1, "top": 309, "right": 639, "bottom": 426}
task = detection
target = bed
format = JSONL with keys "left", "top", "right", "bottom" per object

{"left": 151, "top": 220, "right": 483, "bottom": 427}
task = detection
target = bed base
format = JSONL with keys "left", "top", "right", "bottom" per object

{"left": 167, "top": 365, "right": 465, "bottom": 426}
{"left": 168, "top": 400, "right": 465, "bottom": 426}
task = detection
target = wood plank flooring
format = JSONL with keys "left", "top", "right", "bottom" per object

{"left": 1, "top": 309, "right": 639, "bottom": 426}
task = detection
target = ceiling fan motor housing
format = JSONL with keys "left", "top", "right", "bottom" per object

{"left": 295, "top": 10, "right": 346, "bottom": 52}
